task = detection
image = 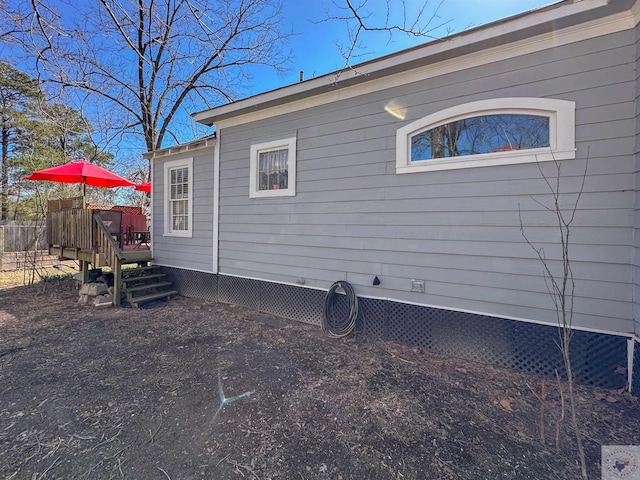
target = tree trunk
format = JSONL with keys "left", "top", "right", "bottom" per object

{"left": 430, "top": 126, "right": 446, "bottom": 158}
{"left": 1, "top": 122, "right": 9, "bottom": 221}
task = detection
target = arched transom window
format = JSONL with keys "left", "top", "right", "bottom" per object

{"left": 396, "top": 98, "right": 575, "bottom": 173}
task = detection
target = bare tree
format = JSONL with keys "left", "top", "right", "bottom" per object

{"left": 324, "top": 0, "right": 452, "bottom": 67}
{"left": 3, "top": 0, "right": 291, "bottom": 152}
{"left": 519, "top": 154, "right": 589, "bottom": 480}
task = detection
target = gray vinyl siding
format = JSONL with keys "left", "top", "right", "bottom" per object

{"left": 216, "top": 29, "right": 636, "bottom": 334}
{"left": 151, "top": 147, "right": 215, "bottom": 272}
{"left": 635, "top": 21, "right": 640, "bottom": 337}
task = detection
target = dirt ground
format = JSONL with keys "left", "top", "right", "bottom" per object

{"left": 1, "top": 279, "right": 639, "bottom": 480}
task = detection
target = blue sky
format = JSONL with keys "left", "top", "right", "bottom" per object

{"left": 252, "top": 0, "right": 554, "bottom": 96}
{"left": 0, "top": 0, "right": 556, "bottom": 154}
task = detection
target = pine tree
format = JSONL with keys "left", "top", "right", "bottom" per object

{"left": 0, "top": 62, "right": 41, "bottom": 220}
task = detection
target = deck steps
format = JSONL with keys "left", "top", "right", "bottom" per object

{"left": 122, "top": 273, "right": 167, "bottom": 283}
{"left": 121, "top": 265, "right": 178, "bottom": 308}
{"left": 124, "top": 281, "right": 173, "bottom": 293}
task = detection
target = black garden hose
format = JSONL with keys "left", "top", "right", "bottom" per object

{"left": 322, "top": 281, "right": 358, "bottom": 338}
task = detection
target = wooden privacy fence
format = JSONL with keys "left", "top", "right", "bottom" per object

{"left": 0, "top": 250, "right": 64, "bottom": 272}
{"left": 0, "top": 221, "right": 56, "bottom": 272}
{"left": 0, "top": 221, "right": 48, "bottom": 253}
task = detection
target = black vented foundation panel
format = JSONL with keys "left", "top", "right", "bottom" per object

{"left": 260, "top": 281, "right": 324, "bottom": 325}
{"left": 633, "top": 340, "right": 640, "bottom": 396}
{"left": 217, "top": 275, "right": 261, "bottom": 310}
{"left": 567, "top": 330, "right": 627, "bottom": 389}
{"left": 159, "top": 266, "right": 218, "bottom": 302}
{"left": 165, "top": 269, "right": 631, "bottom": 391}
{"left": 377, "top": 299, "right": 626, "bottom": 389}
{"left": 358, "top": 297, "right": 389, "bottom": 339}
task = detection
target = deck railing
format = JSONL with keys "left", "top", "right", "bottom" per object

{"left": 48, "top": 208, "right": 95, "bottom": 249}
{"left": 94, "top": 215, "right": 123, "bottom": 266}
{"left": 95, "top": 215, "right": 125, "bottom": 305}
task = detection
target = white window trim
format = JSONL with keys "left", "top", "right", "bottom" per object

{"left": 249, "top": 137, "right": 297, "bottom": 198}
{"left": 396, "top": 98, "right": 576, "bottom": 173}
{"left": 163, "top": 157, "right": 193, "bottom": 237}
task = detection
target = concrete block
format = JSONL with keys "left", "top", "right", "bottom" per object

{"left": 94, "top": 294, "right": 113, "bottom": 307}
{"left": 86, "top": 283, "right": 109, "bottom": 296}
{"left": 78, "top": 294, "right": 90, "bottom": 305}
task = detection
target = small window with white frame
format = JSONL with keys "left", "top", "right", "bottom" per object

{"left": 164, "top": 157, "right": 193, "bottom": 237}
{"left": 250, "top": 137, "right": 297, "bottom": 198}
{"left": 396, "top": 98, "right": 575, "bottom": 173}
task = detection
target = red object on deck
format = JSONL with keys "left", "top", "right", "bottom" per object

{"left": 24, "top": 160, "right": 135, "bottom": 188}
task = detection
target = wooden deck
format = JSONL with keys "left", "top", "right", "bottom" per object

{"left": 47, "top": 198, "right": 152, "bottom": 305}
{"left": 47, "top": 244, "right": 152, "bottom": 267}
{"left": 48, "top": 210, "right": 151, "bottom": 264}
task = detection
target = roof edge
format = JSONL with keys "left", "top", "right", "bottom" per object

{"left": 192, "top": 0, "right": 620, "bottom": 127}
{"left": 143, "top": 134, "right": 216, "bottom": 160}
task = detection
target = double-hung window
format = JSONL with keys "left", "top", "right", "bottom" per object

{"left": 396, "top": 98, "right": 575, "bottom": 173}
{"left": 164, "top": 157, "right": 193, "bottom": 237}
{"left": 249, "top": 137, "right": 297, "bottom": 198}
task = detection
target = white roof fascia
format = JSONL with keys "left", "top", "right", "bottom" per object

{"left": 203, "top": 5, "right": 634, "bottom": 130}
{"left": 143, "top": 135, "right": 216, "bottom": 160}
{"left": 192, "top": 0, "right": 620, "bottom": 128}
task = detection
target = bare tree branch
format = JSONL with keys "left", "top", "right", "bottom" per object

{"left": 321, "top": 0, "right": 452, "bottom": 70}
{"left": 3, "top": 0, "right": 292, "bottom": 152}
{"left": 519, "top": 151, "right": 590, "bottom": 480}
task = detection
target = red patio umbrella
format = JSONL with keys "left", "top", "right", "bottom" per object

{"left": 24, "top": 159, "right": 136, "bottom": 195}
{"left": 135, "top": 181, "right": 151, "bottom": 193}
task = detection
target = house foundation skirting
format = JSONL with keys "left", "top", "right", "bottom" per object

{"left": 633, "top": 339, "right": 640, "bottom": 396}
{"left": 159, "top": 267, "right": 638, "bottom": 395}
